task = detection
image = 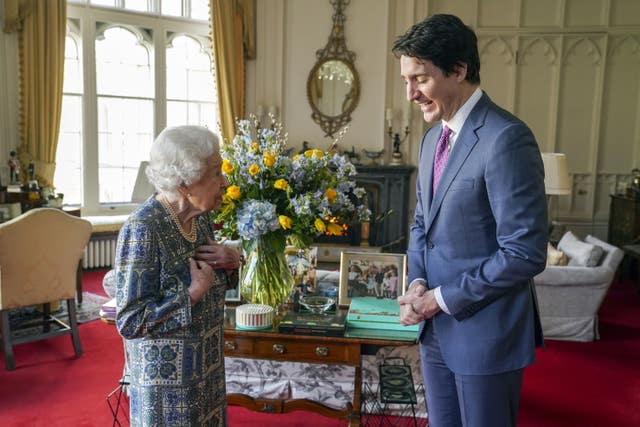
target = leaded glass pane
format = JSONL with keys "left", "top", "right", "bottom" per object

{"left": 96, "top": 26, "right": 153, "bottom": 98}
{"left": 190, "top": 0, "right": 209, "bottom": 20}
{"left": 166, "top": 35, "right": 214, "bottom": 102}
{"left": 124, "top": 0, "right": 150, "bottom": 13}
{"left": 97, "top": 97, "right": 154, "bottom": 203}
{"left": 90, "top": 0, "right": 116, "bottom": 7}
{"left": 161, "top": 0, "right": 182, "bottom": 16}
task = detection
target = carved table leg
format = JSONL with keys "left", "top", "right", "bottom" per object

{"left": 350, "top": 365, "right": 362, "bottom": 427}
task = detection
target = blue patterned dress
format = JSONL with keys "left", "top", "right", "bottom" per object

{"left": 115, "top": 197, "right": 228, "bottom": 426}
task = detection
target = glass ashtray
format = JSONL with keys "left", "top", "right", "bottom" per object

{"left": 299, "top": 295, "right": 335, "bottom": 314}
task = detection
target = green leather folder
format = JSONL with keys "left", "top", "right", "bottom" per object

{"left": 346, "top": 297, "right": 419, "bottom": 333}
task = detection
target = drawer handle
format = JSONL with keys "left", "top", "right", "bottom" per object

{"left": 315, "top": 346, "right": 329, "bottom": 357}
{"left": 224, "top": 340, "right": 237, "bottom": 351}
{"left": 272, "top": 344, "right": 285, "bottom": 354}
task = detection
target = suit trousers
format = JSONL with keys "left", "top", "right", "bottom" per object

{"left": 420, "top": 323, "right": 524, "bottom": 427}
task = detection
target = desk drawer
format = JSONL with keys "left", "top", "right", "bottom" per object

{"left": 224, "top": 335, "right": 359, "bottom": 365}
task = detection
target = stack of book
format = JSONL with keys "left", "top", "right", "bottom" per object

{"left": 100, "top": 297, "right": 117, "bottom": 323}
{"left": 278, "top": 311, "right": 346, "bottom": 337}
{"left": 346, "top": 297, "right": 418, "bottom": 341}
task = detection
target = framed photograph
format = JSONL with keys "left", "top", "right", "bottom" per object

{"left": 223, "top": 240, "right": 242, "bottom": 302}
{"left": 225, "top": 275, "right": 241, "bottom": 302}
{"left": 339, "top": 251, "right": 407, "bottom": 307}
{"left": 286, "top": 246, "right": 318, "bottom": 297}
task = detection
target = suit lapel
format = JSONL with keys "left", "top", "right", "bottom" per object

{"left": 424, "top": 93, "right": 490, "bottom": 234}
{"left": 422, "top": 128, "right": 439, "bottom": 215}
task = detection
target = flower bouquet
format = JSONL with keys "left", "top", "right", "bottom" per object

{"left": 214, "top": 117, "right": 370, "bottom": 308}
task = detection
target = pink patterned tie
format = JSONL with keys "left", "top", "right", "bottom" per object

{"left": 432, "top": 125, "right": 452, "bottom": 195}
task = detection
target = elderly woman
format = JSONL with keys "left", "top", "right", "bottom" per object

{"left": 115, "top": 125, "right": 239, "bottom": 426}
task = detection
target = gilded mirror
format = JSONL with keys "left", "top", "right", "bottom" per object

{"left": 307, "top": 0, "right": 360, "bottom": 138}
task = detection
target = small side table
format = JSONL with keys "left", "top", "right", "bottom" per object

{"left": 622, "top": 244, "right": 640, "bottom": 292}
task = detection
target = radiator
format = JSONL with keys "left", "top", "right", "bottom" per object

{"left": 83, "top": 236, "right": 117, "bottom": 269}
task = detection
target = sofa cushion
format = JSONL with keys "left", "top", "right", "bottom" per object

{"left": 558, "top": 231, "right": 604, "bottom": 267}
{"left": 547, "top": 242, "right": 568, "bottom": 266}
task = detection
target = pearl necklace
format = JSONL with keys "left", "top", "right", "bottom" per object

{"left": 160, "top": 195, "right": 197, "bottom": 243}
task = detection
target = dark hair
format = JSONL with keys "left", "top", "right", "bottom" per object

{"left": 392, "top": 14, "right": 480, "bottom": 84}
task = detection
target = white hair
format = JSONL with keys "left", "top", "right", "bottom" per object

{"left": 146, "top": 125, "right": 220, "bottom": 194}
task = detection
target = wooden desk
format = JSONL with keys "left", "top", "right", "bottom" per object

{"left": 223, "top": 310, "right": 415, "bottom": 426}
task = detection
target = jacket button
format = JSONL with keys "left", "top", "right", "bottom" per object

{"left": 427, "top": 241, "right": 434, "bottom": 249}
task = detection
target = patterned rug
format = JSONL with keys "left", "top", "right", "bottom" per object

{"left": 8, "top": 292, "right": 111, "bottom": 339}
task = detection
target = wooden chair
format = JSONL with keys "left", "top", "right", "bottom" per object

{"left": 0, "top": 208, "right": 92, "bottom": 370}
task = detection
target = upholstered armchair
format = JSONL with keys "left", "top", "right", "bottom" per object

{"left": 0, "top": 208, "right": 92, "bottom": 370}
{"left": 534, "top": 234, "right": 624, "bottom": 342}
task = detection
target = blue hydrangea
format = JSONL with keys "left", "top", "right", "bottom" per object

{"left": 236, "top": 200, "right": 280, "bottom": 240}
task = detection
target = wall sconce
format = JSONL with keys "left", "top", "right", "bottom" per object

{"left": 255, "top": 104, "right": 265, "bottom": 122}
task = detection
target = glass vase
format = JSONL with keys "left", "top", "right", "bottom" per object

{"left": 240, "top": 234, "right": 294, "bottom": 309}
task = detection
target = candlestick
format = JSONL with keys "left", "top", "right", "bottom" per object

{"left": 255, "top": 104, "right": 264, "bottom": 122}
{"left": 387, "top": 116, "right": 411, "bottom": 166}
{"left": 402, "top": 104, "right": 411, "bottom": 129}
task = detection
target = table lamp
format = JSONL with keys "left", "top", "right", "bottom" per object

{"left": 541, "top": 153, "right": 571, "bottom": 196}
{"left": 542, "top": 152, "right": 571, "bottom": 240}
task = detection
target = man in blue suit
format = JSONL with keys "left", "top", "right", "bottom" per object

{"left": 395, "top": 14, "right": 547, "bottom": 427}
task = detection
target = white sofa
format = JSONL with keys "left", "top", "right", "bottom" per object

{"left": 534, "top": 234, "right": 624, "bottom": 342}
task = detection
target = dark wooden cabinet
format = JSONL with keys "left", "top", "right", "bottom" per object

{"left": 356, "top": 165, "right": 414, "bottom": 251}
{"left": 608, "top": 194, "right": 640, "bottom": 247}
{"left": 1, "top": 190, "right": 44, "bottom": 213}
{"left": 314, "top": 165, "right": 415, "bottom": 252}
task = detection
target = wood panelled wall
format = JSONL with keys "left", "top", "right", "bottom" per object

{"left": 388, "top": 0, "right": 640, "bottom": 239}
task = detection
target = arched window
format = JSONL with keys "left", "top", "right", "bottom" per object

{"left": 166, "top": 34, "right": 217, "bottom": 129}
{"left": 96, "top": 25, "right": 154, "bottom": 204}
{"left": 55, "top": 2, "right": 215, "bottom": 213}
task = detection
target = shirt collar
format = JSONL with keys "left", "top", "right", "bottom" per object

{"left": 442, "top": 87, "right": 483, "bottom": 136}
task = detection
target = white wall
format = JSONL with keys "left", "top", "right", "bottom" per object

{"left": 248, "top": 0, "right": 390, "bottom": 154}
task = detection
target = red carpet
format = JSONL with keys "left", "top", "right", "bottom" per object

{"left": 1, "top": 269, "right": 639, "bottom": 426}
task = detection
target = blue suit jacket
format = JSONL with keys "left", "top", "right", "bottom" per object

{"left": 408, "top": 92, "right": 547, "bottom": 375}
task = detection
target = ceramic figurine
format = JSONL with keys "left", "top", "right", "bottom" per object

{"left": 8, "top": 151, "right": 20, "bottom": 184}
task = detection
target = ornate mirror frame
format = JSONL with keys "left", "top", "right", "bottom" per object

{"left": 306, "top": 0, "right": 360, "bottom": 138}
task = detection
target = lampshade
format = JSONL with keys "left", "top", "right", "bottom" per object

{"left": 541, "top": 152, "right": 571, "bottom": 195}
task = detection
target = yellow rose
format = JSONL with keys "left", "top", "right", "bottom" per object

{"left": 221, "top": 159, "right": 234, "bottom": 174}
{"left": 274, "top": 179, "right": 289, "bottom": 190}
{"left": 304, "top": 149, "right": 323, "bottom": 158}
{"left": 226, "top": 185, "right": 241, "bottom": 200}
{"left": 314, "top": 218, "right": 326, "bottom": 233}
{"left": 292, "top": 154, "right": 300, "bottom": 161}
{"left": 278, "top": 215, "right": 292, "bottom": 230}
{"left": 263, "top": 153, "right": 275, "bottom": 167}
{"left": 327, "top": 222, "right": 344, "bottom": 236}
{"left": 324, "top": 188, "right": 337, "bottom": 203}
{"left": 251, "top": 141, "right": 259, "bottom": 151}
{"left": 249, "top": 164, "right": 260, "bottom": 176}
